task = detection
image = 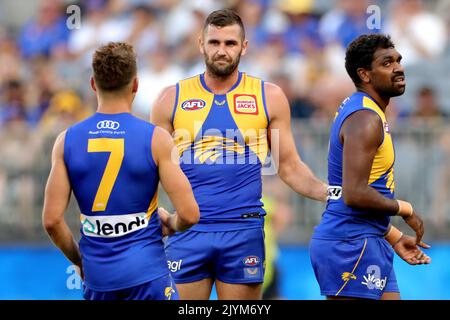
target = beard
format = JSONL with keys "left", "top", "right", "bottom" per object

{"left": 204, "top": 51, "right": 241, "bottom": 78}
{"left": 382, "top": 82, "right": 406, "bottom": 97}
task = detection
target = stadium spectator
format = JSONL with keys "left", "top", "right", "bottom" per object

{"left": 18, "top": 0, "right": 70, "bottom": 59}
{"left": 384, "top": 0, "right": 447, "bottom": 66}
{"left": 410, "top": 86, "right": 449, "bottom": 121}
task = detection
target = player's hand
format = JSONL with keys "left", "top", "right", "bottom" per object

{"left": 392, "top": 234, "right": 431, "bottom": 265}
{"left": 158, "top": 207, "right": 176, "bottom": 237}
{"left": 403, "top": 210, "right": 425, "bottom": 245}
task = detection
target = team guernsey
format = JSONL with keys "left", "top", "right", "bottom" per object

{"left": 310, "top": 92, "right": 399, "bottom": 299}
{"left": 171, "top": 72, "right": 270, "bottom": 231}
{"left": 314, "top": 91, "right": 396, "bottom": 240}
{"left": 64, "top": 112, "right": 174, "bottom": 297}
{"left": 165, "top": 72, "right": 268, "bottom": 284}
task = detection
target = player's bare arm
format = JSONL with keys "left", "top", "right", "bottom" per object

{"left": 151, "top": 85, "right": 177, "bottom": 134}
{"left": 42, "top": 131, "right": 83, "bottom": 277}
{"left": 341, "top": 109, "right": 425, "bottom": 244}
{"left": 265, "top": 82, "right": 327, "bottom": 202}
{"left": 152, "top": 126, "right": 200, "bottom": 233}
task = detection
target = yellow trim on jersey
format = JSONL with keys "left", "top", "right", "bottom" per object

{"left": 226, "top": 73, "right": 268, "bottom": 163}
{"left": 146, "top": 191, "right": 158, "bottom": 220}
{"left": 335, "top": 238, "right": 368, "bottom": 296}
{"left": 173, "top": 75, "right": 214, "bottom": 157}
{"left": 172, "top": 73, "right": 269, "bottom": 164}
{"left": 362, "top": 97, "right": 395, "bottom": 192}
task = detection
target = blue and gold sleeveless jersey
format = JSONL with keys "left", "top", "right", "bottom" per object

{"left": 64, "top": 112, "right": 169, "bottom": 291}
{"left": 172, "top": 72, "right": 269, "bottom": 231}
{"left": 313, "top": 92, "right": 395, "bottom": 240}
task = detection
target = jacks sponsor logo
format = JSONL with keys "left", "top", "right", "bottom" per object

{"left": 181, "top": 99, "right": 206, "bottom": 111}
{"left": 234, "top": 94, "right": 258, "bottom": 115}
{"left": 96, "top": 120, "right": 120, "bottom": 130}
{"left": 243, "top": 256, "right": 260, "bottom": 266}
{"left": 80, "top": 212, "right": 148, "bottom": 238}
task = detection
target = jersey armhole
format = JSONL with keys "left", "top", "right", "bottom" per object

{"left": 63, "top": 127, "right": 71, "bottom": 167}
{"left": 148, "top": 125, "right": 158, "bottom": 170}
{"left": 170, "top": 83, "right": 180, "bottom": 127}
{"left": 339, "top": 108, "right": 385, "bottom": 147}
{"left": 261, "top": 80, "right": 270, "bottom": 124}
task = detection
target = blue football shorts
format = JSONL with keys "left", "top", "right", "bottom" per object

{"left": 83, "top": 273, "right": 179, "bottom": 300}
{"left": 164, "top": 227, "right": 265, "bottom": 284}
{"left": 309, "top": 236, "right": 399, "bottom": 300}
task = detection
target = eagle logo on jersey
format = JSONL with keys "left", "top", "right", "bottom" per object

{"left": 192, "top": 136, "right": 245, "bottom": 163}
{"left": 165, "top": 286, "right": 176, "bottom": 300}
{"left": 341, "top": 272, "right": 357, "bottom": 281}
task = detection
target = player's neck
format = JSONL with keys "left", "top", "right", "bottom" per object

{"left": 357, "top": 88, "right": 390, "bottom": 112}
{"left": 96, "top": 96, "right": 132, "bottom": 114}
{"left": 204, "top": 69, "right": 240, "bottom": 95}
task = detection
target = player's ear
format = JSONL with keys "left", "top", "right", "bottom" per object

{"left": 199, "top": 34, "right": 205, "bottom": 55}
{"left": 90, "top": 77, "right": 97, "bottom": 92}
{"left": 357, "top": 68, "right": 370, "bottom": 84}
{"left": 241, "top": 39, "right": 248, "bottom": 57}
{"left": 132, "top": 77, "right": 138, "bottom": 93}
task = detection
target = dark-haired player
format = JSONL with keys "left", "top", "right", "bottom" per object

{"left": 152, "top": 9, "right": 327, "bottom": 300}
{"left": 310, "top": 34, "right": 431, "bottom": 300}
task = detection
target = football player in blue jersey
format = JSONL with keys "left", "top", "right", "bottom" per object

{"left": 310, "top": 34, "right": 431, "bottom": 300}
{"left": 42, "top": 42, "right": 199, "bottom": 300}
{"left": 151, "top": 9, "right": 328, "bottom": 300}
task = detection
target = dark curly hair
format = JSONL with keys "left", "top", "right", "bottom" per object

{"left": 92, "top": 42, "right": 137, "bottom": 92}
{"left": 345, "top": 34, "right": 395, "bottom": 86}
{"left": 203, "top": 9, "right": 245, "bottom": 41}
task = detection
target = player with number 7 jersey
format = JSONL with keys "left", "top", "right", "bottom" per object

{"left": 42, "top": 42, "right": 199, "bottom": 300}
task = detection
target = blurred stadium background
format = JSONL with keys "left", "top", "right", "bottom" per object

{"left": 1, "top": 0, "right": 450, "bottom": 299}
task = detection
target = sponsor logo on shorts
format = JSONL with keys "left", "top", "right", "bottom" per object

{"left": 80, "top": 212, "right": 148, "bottom": 238}
{"left": 181, "top": 99, "right": 206, "bottom": 111}
{"left": 361, "top": 265, "right": 387, "bottom": 290}
{"left": 234, "top": 94, "right": 258, "bottom": 115}
{"left": 165, "top": 285, "right": 176, "bottom": 300}
{"left": 243, "top": 256, "right": 260, "bottom": 266}
{"left": 327, "top": 186, "right": 342, "bottom": 200}
{"left": 96, "top": 120, "right": 120, "bottom": 130}
{"left": 244, "top": 267, "right": 260, "bottom": 279}
{"left": 167, "top": 259, "right": 182, "bottom": 273}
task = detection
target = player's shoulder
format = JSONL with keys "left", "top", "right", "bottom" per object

{"left": 151, "top": 126, "right": 174, "bottom": 163}
{"left": 152, "top": 126, "right": 173, "bottom": 144}
{"left": 66, "top": 113, "right": 98, "bottom": 132}
{"left": 153, "top": 84, "right": 178, "bottom": 112}
{"left": 263, "top": 81, "right": 286, "bottom": 100}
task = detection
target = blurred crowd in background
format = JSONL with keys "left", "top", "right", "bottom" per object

{"left": 1, "top": 0, "right": 450, "bottom": 242}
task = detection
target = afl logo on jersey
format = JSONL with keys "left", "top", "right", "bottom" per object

{"left": 181, "top": 99, "right": 206, "bottom": 111}
{"left": 234, "top": 94, "right": 258, "bottom": 115}
{"left": 96, "top": 120, "right": 120, "bottom": 130}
